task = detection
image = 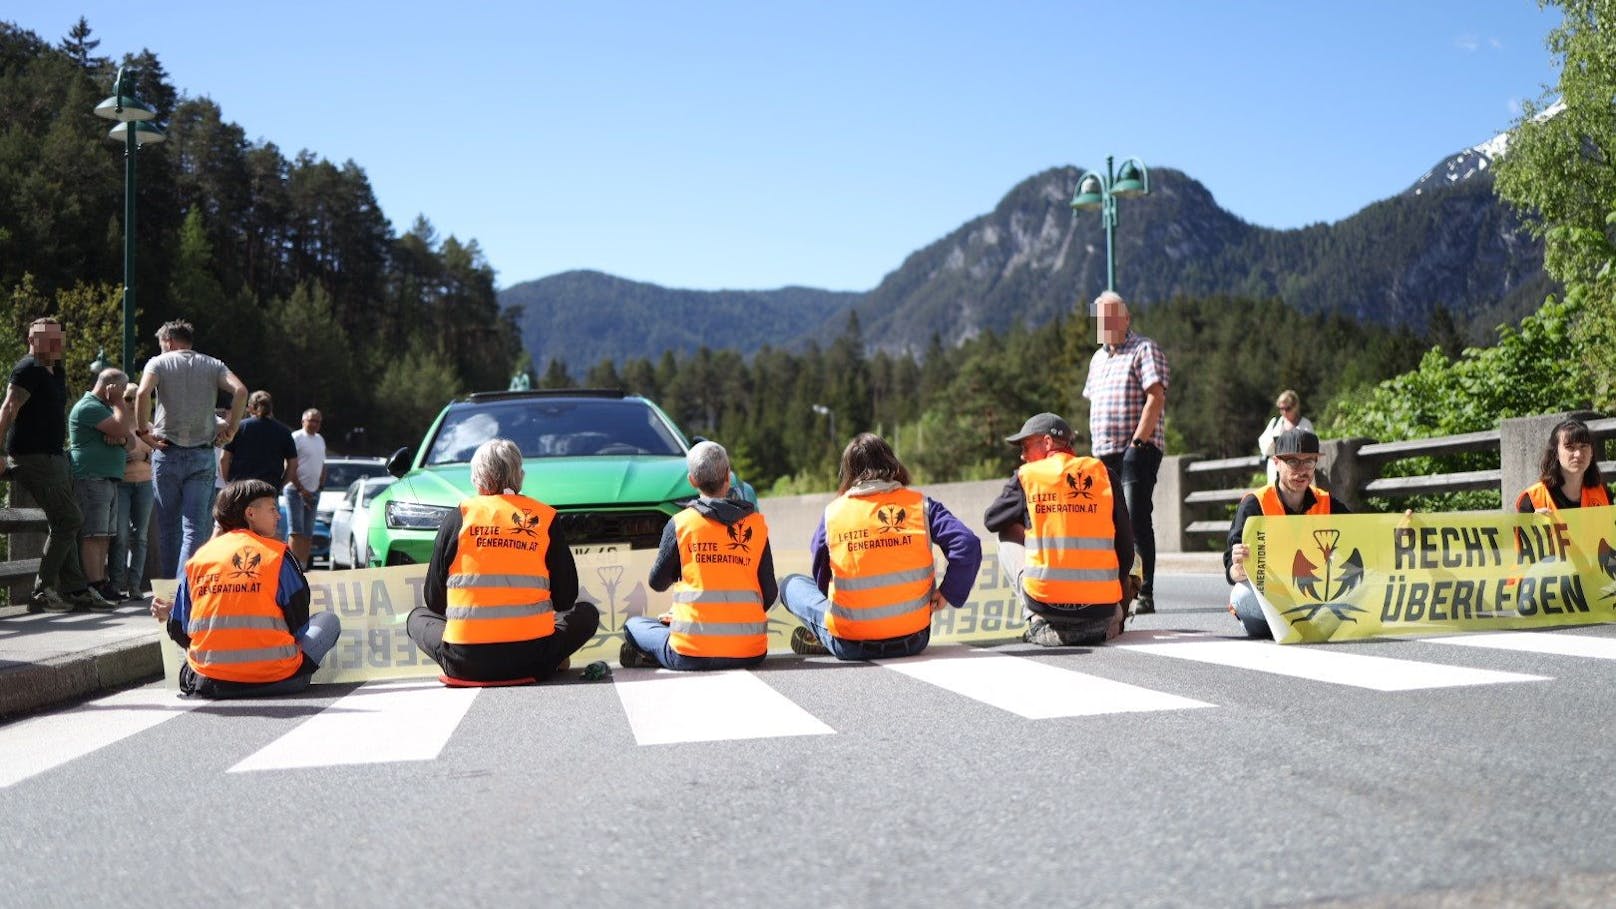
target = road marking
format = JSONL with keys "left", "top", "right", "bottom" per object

{"left": 612, "top": 669, "right": 834, "bottom": 745}
{"left": 1422, "top": 630, "right": 1616, "bottom": 660}
{"left": 229, "top": 680, "right": 478, "bottom": 772}
{"left": 0, "top": 688, "right": 200, "bottom": 788}
{"left": 881, "top": 646, "right": 1213, "bottom": 718}
{"left": 1119, "top": 639, "right": 1548, "bottom": 690}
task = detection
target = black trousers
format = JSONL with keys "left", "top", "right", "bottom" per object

{"left": 406, "top": 602, "right": 601, "bottom": 682}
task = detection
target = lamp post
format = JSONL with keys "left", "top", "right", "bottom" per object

{"left": 811, "top": 404, "right": 837, "bottom": 448}
{"left": 1070, "top": 155, "right": 1150, "bottom": 292}
{"left": 93, "top": 66, "right": 165, "bottom": 374}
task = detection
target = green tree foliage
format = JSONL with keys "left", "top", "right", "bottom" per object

{"left": 1494, "top": 0, "right": 1616, "bottom": 409}
{"left": 0, "top": 19, "right": 518, "bottom": 454}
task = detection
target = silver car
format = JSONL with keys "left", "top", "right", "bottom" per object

{"left": 329, "top": 476, "right": 398, "bottom": 569}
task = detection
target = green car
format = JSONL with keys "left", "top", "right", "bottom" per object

{"left": 366, "top": 389, "right": 757, "bottom": 567}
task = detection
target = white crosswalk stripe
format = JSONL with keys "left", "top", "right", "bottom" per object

{"left": 0, "top": 688, "right": 201, "bottom": 789}
{"left": 612, "top": 668, "right": 835, "bottom": 745}
{"left": 230, "top": 679, "right": 479, "bottom": 772}
{"left": 881, "top": 644, "right": 1212, "bottom": 718}
{"left": 1117, "top": 636, "right": 1549, "bottom": 690}
{"left": 1421, "top": 630, "right": 1616, "bottom": 660}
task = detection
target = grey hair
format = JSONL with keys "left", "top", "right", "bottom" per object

{"left": 94, "top": 367, "right": 128, "bottom": 391}
{"left": 470, "top": 438, "right": 525, "bottom": 494}
{"left": 1092, "top": 290, "right": 1128, "bottom": 312}
{"left": 686, "top": 440, "right": 731, "bottom": 496}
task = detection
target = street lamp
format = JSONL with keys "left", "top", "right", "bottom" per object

{"left": 811, "top": 404, "right": 837, "bottom": 447}
{"left": 93, "top": 66, "right": 165, "bottom": 374}
{"left": 1070, "top": 155, "right": 1149, "bottom": 292}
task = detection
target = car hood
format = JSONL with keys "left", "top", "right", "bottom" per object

{"left": 393, "top": 457, "right": 695, "bottom": 509}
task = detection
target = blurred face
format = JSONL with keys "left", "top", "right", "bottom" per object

{"left": 1274, "top": 454, "right": 1320, "bottom": 494}
{"left": 302, "top": 412, "right": 323, "bottom": 434}
{"left": 27, "top": 323, "right": 64, "bottom": 362}
{"left": 1096, "top": 300, "right": 1129, "bottom": 346}
{"left": 1557, "top": 432, "right": 1593, "bottom": 480}
{"left": 244, "top": 496, "right": 280, "bottom": 537}
{"left": 1276, "top": 397, "right": 1296, "bottom": 417}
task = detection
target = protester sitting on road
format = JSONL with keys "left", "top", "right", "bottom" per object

{"left": 984, "top": 412, "right": 1135, "bottom": 646}
{"left": 620, "top": 441, "right": 777, "bottom": 670}
{"left": 1515, "top": 418, "right": 1611, "bottom": 513}
{"left": 1225, "top": 429, "right": 1352, "bottom": 639}
{"left": 150, "top": 479, "right": 341, "bottom": 698}
{"left": 406, "top": 438, "right": 598, "bottom": 683}
{"left": 780, "top": 433, "right": 980, "bottom": 660}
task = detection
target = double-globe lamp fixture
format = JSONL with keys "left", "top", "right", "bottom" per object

{"left": 1070, "top": 155, "right": 1149, "bottom": 293}
{"left": 93, "top": 66, "right": 166, "bottom": 374}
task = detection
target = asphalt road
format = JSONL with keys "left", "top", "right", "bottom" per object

{"left": 5, "top": 571, "right": 1616, "bottom": 908}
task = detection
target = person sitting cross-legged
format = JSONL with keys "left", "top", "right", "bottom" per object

{"left": 151, "top": 479, "right": 341, "bottom": 698}
{"left": 620, "top": 441, "right": 778, "bottom": 670}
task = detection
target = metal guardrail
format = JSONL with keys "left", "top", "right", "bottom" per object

{"left": 1177, "top": 415, "right": 1616, "bottom": 543}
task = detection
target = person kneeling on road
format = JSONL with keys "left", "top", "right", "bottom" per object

{"left": 1225, "top": 428, "right": 1351, "bottom": 639}
{"left": 151, "top": 479, "right": 341, "bottom": 698}
{"left": 984, "top": 412, "right": 1135, "bottom": 647}
{"left": 620, "top": 441, "right": 777, "bottom": 670}
{"left": 781, "top": 432, "right": 981, "bottom": 659}
{"left": 406, "top": 438, "right": 599, "bottom": 683}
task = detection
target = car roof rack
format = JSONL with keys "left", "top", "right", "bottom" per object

{"left": 463, "top": 388, "right": 627, "bottom": 403}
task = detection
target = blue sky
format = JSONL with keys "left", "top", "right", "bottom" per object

{"left": 12, "top": 1, "right": 1563, "bottom": 292}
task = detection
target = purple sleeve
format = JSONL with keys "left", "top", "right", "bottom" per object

{"left": 809, "top": 516, "right": 830, "bottom": 594}
{"left": 926, "top": 498, "right": 983, "bottom": 607}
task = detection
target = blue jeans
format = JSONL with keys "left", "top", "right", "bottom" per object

{"left": 780, "top": 574, "right": 931, "bottom": 660}
{"left": 282, "top": 484, "right": 316, "bottom": 536}
{"left": 109, "top": 479, "right": 155, "bottom": 595}
{"left": 622, "top": 616, "right": 765, "bottom": 671}
{"left": 1102, "top": 443, "right": 1162, "bottom": 597}
{"left": 153, "top": 445, "right": 217, "bottom": 578}
{"left": 1229, "top": 582, "right": 1273, "bottom": 639}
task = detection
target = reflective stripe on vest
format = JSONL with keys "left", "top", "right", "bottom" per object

{"left": 1255, "top": 484, "right": 1331, "bottom": 517}
{"left": 445, "top": 495, "right": 556, "bottom": 645}
{"left": 1020, "top": 453, "right": 1122, "bottom": 606}
{"left": 669, "top": 507, "right": 770, "bottom": 658}
{"left": 184, "top": 530, "right": 304, "bottom": 685}
{"left": 1524, "top": 481, "right": 1610, "bottom": 512}
{"left": 824, "top": 488, "right": 935, "bottom": 640}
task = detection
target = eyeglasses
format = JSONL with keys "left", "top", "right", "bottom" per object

{"left": 1276, "top": 457, "right": 1318, "bottom": 470}
{"left": 1277, "top": 403, "right": 1294, "bottom": 412}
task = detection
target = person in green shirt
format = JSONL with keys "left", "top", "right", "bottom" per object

{"left": 69, "top": 367, "right": 130, "bottom": 602}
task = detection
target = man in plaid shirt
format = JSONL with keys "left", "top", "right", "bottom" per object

{"left": 1082, "top": 291, "right": 1169, "bottom": 614}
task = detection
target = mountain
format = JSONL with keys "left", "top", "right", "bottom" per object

{"left": 500, "top": 155, "right": 1548, "bottom": 366}
{"left": 500, "top": 270, "right": 858, "bottom": 370}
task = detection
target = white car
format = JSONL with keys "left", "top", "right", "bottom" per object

{"left": 329, "top": 476, "right": 398, "bottom": 569}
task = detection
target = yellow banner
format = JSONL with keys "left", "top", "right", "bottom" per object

{"left": 1244, "top": 505, "right": 1616, "bottom": 643}
{"left": 156, "top": 544, "right": 1031, "bottom": 685}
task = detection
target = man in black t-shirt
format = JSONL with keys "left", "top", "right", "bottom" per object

{"left": 221, "top": 390, "right": 298, "bottom": 542}
{"left": 0, "top": 318, "right": 113, "bottom": 612}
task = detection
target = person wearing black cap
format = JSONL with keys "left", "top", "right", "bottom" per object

{"left": 1225, "top": 428, "right": 1351, "bottom": 638}
{"left": 984, "top": 412, "right": 1135, "bottom": 646}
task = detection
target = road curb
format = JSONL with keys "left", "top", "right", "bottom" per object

{"left": 0, "top": 638, "right": 162, "bottom": 720}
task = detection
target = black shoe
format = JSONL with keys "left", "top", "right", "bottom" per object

{"left": 1132, "top": 594, "right": 1155, "bottom": 616}
{"left": 618, "top": 640, "right": 659, "bottom": 669}
{"left": 94, "top": 580, "right": 125, "bottom": 603}
{"left": 790, "top": 626, "right": 829, "bottom": 655}
{"left": 64, "top": 587, "right": 117, "bottom": 612}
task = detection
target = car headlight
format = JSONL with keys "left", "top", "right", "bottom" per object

{"left": 384, "top": 500, "right": 455, "bottom": 530}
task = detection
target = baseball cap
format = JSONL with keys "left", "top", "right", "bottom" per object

{"left": 1005, "top": 412, "right": 1073, "bottom": 444}
{"left": 1274, "top": 428, "right": 1320, "bottom": 456}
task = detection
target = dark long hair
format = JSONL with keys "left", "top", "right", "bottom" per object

{"left": 1538, "top": 419, "right": 1605, "bottom": 489}
{"left": 214, "top": 479, "right": 279, "bottom": 531}
{"left": 837, "top": 433, "right": 911, "bottom": 494}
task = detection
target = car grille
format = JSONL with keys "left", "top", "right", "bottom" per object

{"left": 556, "top": 511, "right": 670, "bottom": 549}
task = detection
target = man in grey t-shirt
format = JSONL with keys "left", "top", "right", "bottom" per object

{"left": 134, "top": 319, "right": 247, "bottom": 577}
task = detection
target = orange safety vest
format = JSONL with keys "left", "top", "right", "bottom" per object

{"left": 823, "top": 487, "right": 935, "bottom": 640}
{"left": 1255, "top": 484, "right": 1331, "bottom": 516}
{"left": 1020, "top": 452, "right": 1123, "bottom": 605}
{"left": 185, "top": 530, "right": 303, "bottom": 684}
{"left": 445, "top": 495, "right": 556, "bottom": 645}
{"left": 1522, "top": 481, "right": 1610, "bottom": 512}
{"left": 669, "top": 507, "right": 769, "bottom": 658}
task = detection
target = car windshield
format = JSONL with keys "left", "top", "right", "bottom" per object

{"left": 360, "top": 478, "right": 396, "bottom": 505}
{"left": 424, "top": 398, "right": 686, "bottom": 465}
{"left": 327, "top": 461, "right": 388, "bottom": 489}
